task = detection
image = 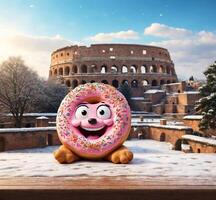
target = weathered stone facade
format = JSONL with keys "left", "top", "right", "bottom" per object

{"left": 49, "top": 44, "right": 178, "bottom": 95}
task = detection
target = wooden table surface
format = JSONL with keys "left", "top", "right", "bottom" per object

{"left": 0, "top": 176, "right": 216, "bottom": 200}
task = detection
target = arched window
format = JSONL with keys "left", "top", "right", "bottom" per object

{"left": 142, "top": 80, "right": 149, "bottom": 86}
{"left": 111, "top": 65, "right": 118, "bottom": 73}
{"left": 152, "top": 80, "right": 158, "bottom": 86}
{"left": 65, "top": 80, "right": 71, "bottom": 87}
{"left": 81, "top": 65, "right": 87, "bottom": 73}
{"left": 59, "top": 68, "right": 63, "bottom": 76}
{"left": 122, "top": 80, "right": 129, "bottom": 85}
{"left": 160, "top": 65, "right": 165, "bottom": 73}
{"left": 112, "top": 80, "right": 119, "bottom": 88}
{"left": 167, "top": 66, "right": 171, "bottom": 74}
{"left": 101, "top": 80, "right": 108, "bottom": 84}
{"left": 72, "top": 79, "right": 78, "bottom": 88}
{"left": 160, "top": 133, "right": 166, "bottom": 141}
{"left": 122, "top": 65, "right": 128, "bottom": 73}
{"left": 131, "top": 80, "right": 138, "bottom": 88}
{"left": 160, "top": 80, "right": 165, "bottom": 85}
{"left": 141, "top": 65, "right": 147, "bottom": 73}
{"left": 90, "top": 80, "right": 95, "bottom": 83}
{"left": 81, "top": 80, "right": 86, "bottom": 84}
{"left": 72, "top": 65, "right": 78, "bottom": 73}
{"left": 90, "top": 65, "right": 97, "bottom": 73}
{"left": 101, "top": 65, "right": 107, "bottom": 74}
{"left": 130, "top": 65, "right": 137, "bottom": 73}
{"left": 149, "top": 65, "right": 157, "bottom": 73}
{"left": 167, "top": 80, "right": 171, "bottom": 84}
{"left": 64, "top": 66, "right": 70, "bottom": 75}
{"left": 54, "top": 69, "right": 57, "bottom": 76}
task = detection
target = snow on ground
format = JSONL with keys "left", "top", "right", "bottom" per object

{"left": 0, "top": 139, "right": 215, "bottom": 178}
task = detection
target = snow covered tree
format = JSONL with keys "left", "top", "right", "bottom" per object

{"left": 195, "top": 62, "right": 216, "bottom": 130}
{"left": 0, "top": 57, "right": 43, "bottom": 127}
{"left": 33, "top": 80, "right": 68, "bottom": 113}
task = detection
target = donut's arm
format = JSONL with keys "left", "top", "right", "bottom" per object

{"left": 105, "top": 145, "right": 133, "bottom": 164}
{"left": 54, "top": 145, "right": 80, "bottom": 164}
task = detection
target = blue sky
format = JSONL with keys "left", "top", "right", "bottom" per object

{"left": 0, "top": 0, "right": 216, "bottom": 79}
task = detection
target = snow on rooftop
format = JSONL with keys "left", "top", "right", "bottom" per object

{"left": 0, "top": 139, "right": 215, "bottom": 178}
{"left": 183, "top": 115, "right": 203, "bottom": 120}
{"left": 182, "top": 135, "right": 216, "bottom": 146}
{"left": 144, "top": 89, "right": 165, "bottom": 94}
{"left": 36, "top": 116, "right": 49, "bottom": 120}
{"left": 130, "top": 97, "right": 145, "bottom": 100}
{"left": 184, "top": 91, "right": 200, "bottom": 94}
{"left": 148, "top": 123, "right": 192, "bottom": 130}
{"left": 0, "top": 127, "right": 56, "bottom": 133}
{"left": 3, "top": 113, "right": 57, "bottom": 117}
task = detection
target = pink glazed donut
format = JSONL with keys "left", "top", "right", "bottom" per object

{"left": 56, "top": 83, "right": 131, "bottom": 159}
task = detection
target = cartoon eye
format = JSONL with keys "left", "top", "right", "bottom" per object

{"left": 75, "top": 105, "right": 89, "bottom": 119}
{"left": 97, "top": 105, "right": 111, "bottom": 119}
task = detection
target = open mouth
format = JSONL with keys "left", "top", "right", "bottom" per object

{"left": 78, "top": 126, "right": 107, "bottom": 140}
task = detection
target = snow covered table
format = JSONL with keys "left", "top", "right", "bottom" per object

{"left": 0, "top": 140, "right": 216, "bottom": 200}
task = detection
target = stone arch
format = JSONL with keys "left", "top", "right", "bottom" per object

{"left": 59, "top": 68, "right": 63, "bottom": 76}
{"left": 0, "top": 137, "right": 5, "bottom": 152}
{"left": 131, "top": 80, "right": 138, "bottom": 88}
{"left": 64, "top": 66, "right": 70, "bottom": 75}
{"left": 160, "top": 133, "right": 166, "bottom": 141}
{"left": 101, "top": 65, "right": 108, "bottom": 74}
{"left": 112, "top": 80, "right": 119, "bottom": 88}
{"left": 166, "top": 66, "right": 171, "bottom": 74}
{"left": 122, "top": 65, "right": 128, "bottom": 73}
{"left": 90, "top": 64, "right": 97, "bottom": 73}
{"left": 130, "top": 65, "right": 137, "bottom": 73}
{"left": 149, "top": 65, "right": 157, "bottom": 73}
{"left": 167, "top": 80, "right": 171, "bottom": 84}
{"left": 160, "top": 65, "right": 165, "bottom": 73}
{"left": 81, "top": 64, "right": 87, "bottom": 73}
{"left": 122, "top": 80, "right": 129, "bottom": 85}
{"left": 72, "top": 79, "right": 78, "bottom": 89}
{"left": 101, "top": 80, "right": 108, "bottom": 84}
{"left": 65, "top": 80, "right": 71, "bottom": 87}
{"left": 142, "top": 80, "right": 149, "bottom": 86}
{"left": 152, "top": 80, "right": 158, "bottom": 86}
{"left": 81, "top": 80, "right": 86, "bottom": 84}
{"left": 111, "top": 65, "right": 118, "bottom": 73}
{"left": 54, "top": 69, "right": 57, "bottom": 76}
{"left": 160, "top": 80, "right": 165, "bottom": 85}
{"left": 174, "top": 139, "right": 182, "bottom": 151}
{"left": 72, "top": 65, "right": 78, "bottom": 73}
{"left": 141, "top": 65, "right": 147, "bottom": 73}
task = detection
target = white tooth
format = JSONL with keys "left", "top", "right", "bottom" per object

{"left": 82, "top": 126, "right": 105, "bottom": 131}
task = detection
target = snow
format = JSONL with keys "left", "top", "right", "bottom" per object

{"left": 130, "top": 97, "right": 145, "bottom": 100}
{"left": 0, "top": 127, "right": 56, "bottom": 133}
{"left": 148, "top": 123, "right": 192, "bottom": 130}
{"left": 182, "top": 135, "right": 216, "bottom": 146}
{"left": 0, "top": 139, "right": 215, "bottom": 178}
{"left": 3, "top": 113, "right": 57, "bottom": 117}
{"left": 145, "top": 89, "right": 165, "bottom": 94}
{"left": 36, "top": 116, "right": 49, "bottom": 120}
{"left": 184, "top": 91, "right": 200, "bottom": 94}
{"left": 183, "top": 115, "right": 203, "bottom": 120}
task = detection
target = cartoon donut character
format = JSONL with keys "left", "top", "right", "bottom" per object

{"left": 54, "top": 83, "right": 133, "bottom": 164}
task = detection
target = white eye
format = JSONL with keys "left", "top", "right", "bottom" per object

{"left": 75, "top": 105, "right": 89, "bottom": 119}
{"left": 97, "top": 105, "right": 111, "bottom": 119}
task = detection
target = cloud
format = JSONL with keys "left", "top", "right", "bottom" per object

{"left": 88, "top": 30, "right": 139, "bottom": 42}
{"left": 144, "top": 23, "right": 192, "bottom": 39}
{"left": 0, "top": 30, "right": 79, "bottom": 78}
{"left": 145, "top": 23, "right": 216, "bottom": 79}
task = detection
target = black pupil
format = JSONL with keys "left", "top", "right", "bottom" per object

{"left": 81, "top": 110, "right": 87, "bottom": 116}
{"left": 100, "top": 110, "right": 105, "bottom": 115}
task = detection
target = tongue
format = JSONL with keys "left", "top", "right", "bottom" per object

{"left": 87, "top": 135, "right": 100, "bottom": 140}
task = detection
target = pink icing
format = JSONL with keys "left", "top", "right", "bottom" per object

{"left": 56, "top": 83, "right": 131, "bottom": 159}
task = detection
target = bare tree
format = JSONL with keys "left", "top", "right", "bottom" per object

{"left": 0, "top": 57, "right": 43, "bottom": 127}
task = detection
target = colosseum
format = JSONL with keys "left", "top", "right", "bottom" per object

{"left": 49, "top": 44, "right": 178, "bottom": 97}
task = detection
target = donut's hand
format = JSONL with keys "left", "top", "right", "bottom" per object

{"left": 54, "top": 145, "right": 79, "bottom": 164}
{"left": 105, "top": 146, "right": 133, "bottom": 164}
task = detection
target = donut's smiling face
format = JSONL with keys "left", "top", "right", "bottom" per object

{"left": 71, "top": 102, "right": 114, "bottom": 140}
